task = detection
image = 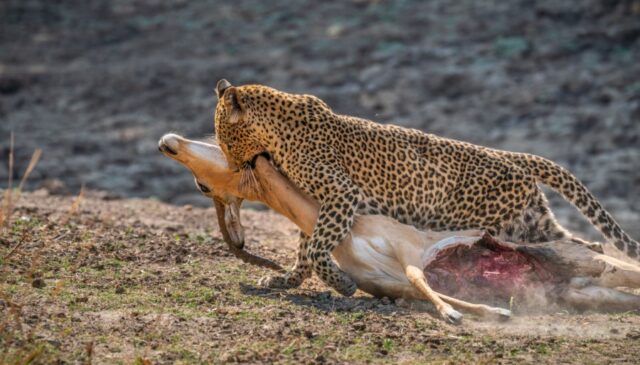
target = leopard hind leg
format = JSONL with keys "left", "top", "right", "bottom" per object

{"left": 499, "top": 193, "right": 603, "bottom": 252}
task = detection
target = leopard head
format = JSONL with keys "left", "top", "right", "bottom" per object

{"left": 213, "top": 79, "right": 331, "bottom": 169}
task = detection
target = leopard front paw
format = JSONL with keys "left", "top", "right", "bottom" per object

{"left": 333, "top": 275, "right": 357, "bottom": 297}
{"left": 258, "top": 275, "right": 296, "bottom": 289}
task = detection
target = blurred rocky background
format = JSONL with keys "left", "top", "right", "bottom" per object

{"left": 1, "top": 0, "right": 639, "bottom": 238}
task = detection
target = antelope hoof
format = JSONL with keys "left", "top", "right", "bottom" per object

{"left": 442, "top": 307, "right": 463, "bottom": 324}
{"left": 490, "top": 307, "right": 512, "bottom": 321}
{"left": 586, "top": 241, "right": 604, "bottom": 253}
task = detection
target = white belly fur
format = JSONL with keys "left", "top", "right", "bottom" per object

{"left": 332, "top": 239, "right": 408, "bottom": 291}
{"left": 331, "top": 215, "right": 422, "bottom": 289}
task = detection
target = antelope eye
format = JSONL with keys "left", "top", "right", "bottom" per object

{"left": 195, "top": 180, "right": 211, "bottom": 193}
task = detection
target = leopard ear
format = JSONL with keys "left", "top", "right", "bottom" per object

{"left": 216, "top": 79, "right": 232, "bottom": 99}
{"left": 224, "top": 87, "right": 243, "bottom": 124}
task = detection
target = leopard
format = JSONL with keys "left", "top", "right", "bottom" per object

{"left": 213, "top": 79, "right": 640, "bottom": 296}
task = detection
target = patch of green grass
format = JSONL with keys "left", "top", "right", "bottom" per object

{"left": 336, "top": 335, "right": 400, "bottom": 362}
{"left": 132, "top": 357, "right": 147, "bottom": 365}
{"left": 311, "top": 334, "right": 329, "bottom": 348}
{"left": 230, "top": 309, "right": 265, "bottom": 322}
{"left": 529, "top": 339, "right": 563, "bottom": 357}
{"left": 188, "top": 232, "right": 209, "bottom": 244}
{"left": 383, "top": 338, "right": 395, "bottom": 352}
{"left": 1, "top": 283, "right": 20, "bottom": 295}
{"left": 608, "top": 311, "right": 640, "bottom": 321}
{"left": 93, "top": 286, "right": 162, "bottom": 312}
{"left": 240, "top": 293, "right": 280, "bottom": 307}
{"left": 176, "top": 349, "right": 199, "bottom": 362}
{"left": 534, "top": 343, "right": 551, "bottom": 355}
{"left": 105, "top": 258, "right": 125, "bottom": 269}
{"left": 410, "top": 342, "right": 429, "bottom": 354}
{"left": 333, "top": 310, "right": 369, "bottom": 326}
{"left": 281, "top": 341, "right": 298, "bottom": 356}
{"left": 340, "top": 343, "right": 379, "bottom": 362}
{"left": 9, "top": 216, "right": 43, "bottom": 232}
{"left": 172, "top": 287, "right": 218, "bottom": 307}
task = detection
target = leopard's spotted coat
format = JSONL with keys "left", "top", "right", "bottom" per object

{"left": 214, "top": 80, "right": 639, "bottom": 296}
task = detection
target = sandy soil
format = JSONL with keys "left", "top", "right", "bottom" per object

{"left": 2, "top": 191, "right": 639, "bottom": 364}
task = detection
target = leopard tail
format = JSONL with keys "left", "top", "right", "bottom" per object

{"left": 504, "top": 152, "right": 639, "bottom": 261}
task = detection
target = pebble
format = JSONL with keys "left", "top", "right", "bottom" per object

{"left": 31, "top": 278, "right": 46, "bottom": 289}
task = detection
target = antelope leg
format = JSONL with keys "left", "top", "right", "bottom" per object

{"left": 436, "top": 293, "right": 512, "bottom": 320}
{"left": 564, "top": 286, "right": 640, "bottom": 312}
{"left": 405, "top": 265, "right": 463, "bottom": 324}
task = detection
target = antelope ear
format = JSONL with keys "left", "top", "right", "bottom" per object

{"left": 216, "top": 79, "right": 232, "bottom": 99}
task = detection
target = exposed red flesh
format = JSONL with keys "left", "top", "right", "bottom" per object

{"left": 425, "top": 234, "right": 557, "bottom": 307}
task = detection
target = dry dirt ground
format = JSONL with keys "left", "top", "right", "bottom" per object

{"left": 2, "top": 191, "right": 640, "bottom": 364}
{"left": 1, "top": 1, "right": 639, "bottom": 240}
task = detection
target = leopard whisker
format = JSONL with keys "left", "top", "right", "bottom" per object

{"left": 239, "top": 164, "right": 263, "bottom": 199}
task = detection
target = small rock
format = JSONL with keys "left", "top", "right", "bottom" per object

{"left": 626, "top": 330, "right": 640, "bottom": 340}
{"left": 32, "top": 278, "right": 46, "bottom": 288}
{"left": 40, "top": 178, "right": 67, "bottom": 195}
{"left": 25, "top": 314, "right": 38, "bottom": 324}
{"left": 47, "top": 339, "right": 62, "bottom": 348}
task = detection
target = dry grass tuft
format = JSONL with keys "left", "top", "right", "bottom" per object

{"left": 17, "top": 148, "right": 42, "bottom": 193}
{"left": 0, "top": 133, "right": 42, "bottom": 231}
{"left": 0, "top": 132, "right": 15, "bottom": 230}
{"left": 61, "top": 184, "right": 85, "bottom": 225}
{"left": 0, "top": 133, "right": 44, "bottom": 365}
